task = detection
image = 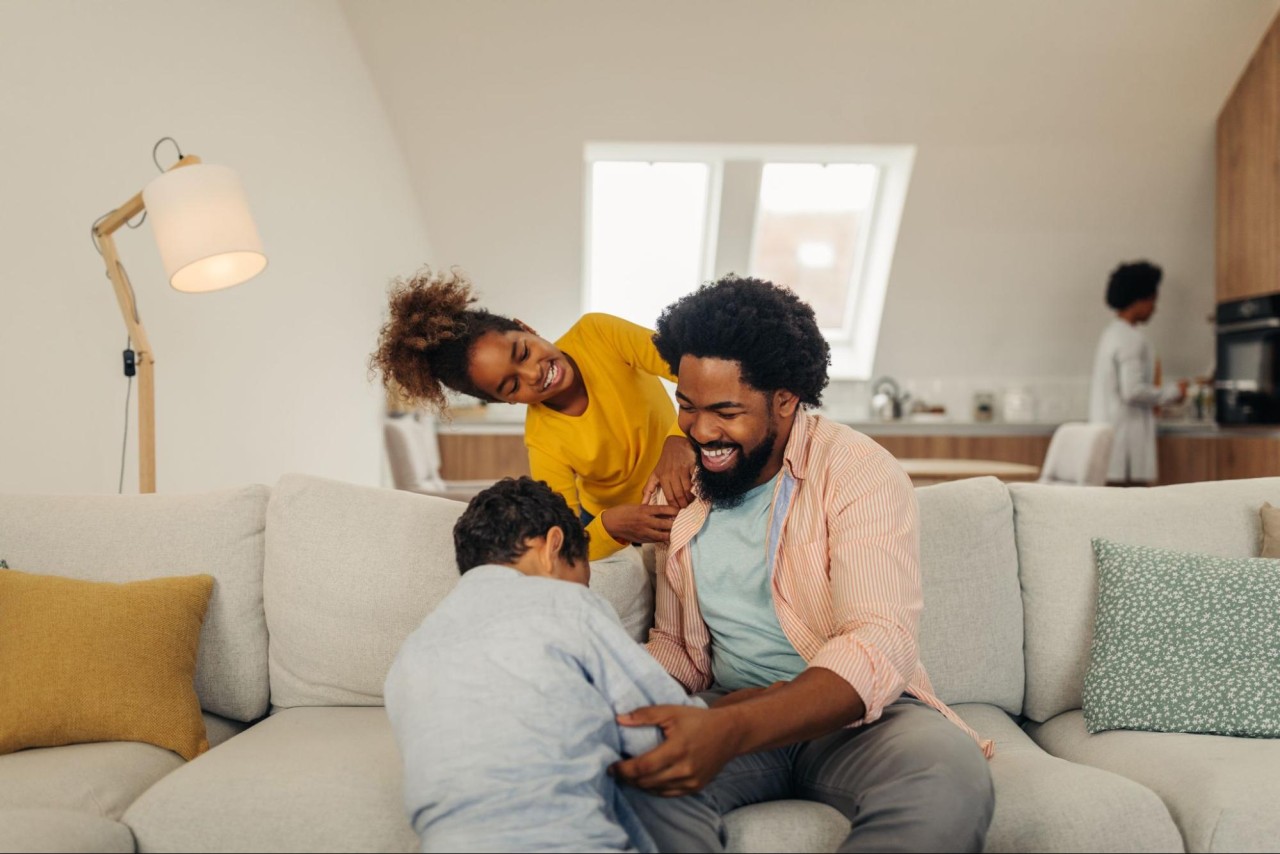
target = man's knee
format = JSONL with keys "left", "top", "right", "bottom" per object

{"left": 888, "top": 713, "right": 994, "bottom": 845}
{"left": 801, "top": 705, "right": 994, "bottom": 850}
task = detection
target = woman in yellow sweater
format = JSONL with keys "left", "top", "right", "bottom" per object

{"left": 372, "top": 268, "right": 694, "bottom": 560}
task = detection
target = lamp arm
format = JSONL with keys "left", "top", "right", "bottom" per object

{"left": 94, "top": 155, "right": 202, "bottom": 238}
{"left": 89, "top": 154, "right": 200, "bottom": 494}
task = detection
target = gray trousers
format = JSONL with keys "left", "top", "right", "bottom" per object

{"left": 622, "top": 697, "right": 994, "bottom": 853}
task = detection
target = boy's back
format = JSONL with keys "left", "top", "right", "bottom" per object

{"left": 385, "top": 563, "right": 698, "bottom": 854}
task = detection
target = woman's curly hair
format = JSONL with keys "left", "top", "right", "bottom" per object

{"left": 1105, "top": 260, "right": 1162, "bottom": 310}
{"left": 370, "top": 267, "right": 521, "bottom": 412}
{"left": 653, "top": 275, "right": 830, "bottom": 407}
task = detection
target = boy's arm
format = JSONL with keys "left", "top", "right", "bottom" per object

{"left": 575, "top": 589, "right": 703, "bottom": 758}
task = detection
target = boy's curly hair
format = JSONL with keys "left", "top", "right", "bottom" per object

{"left": 453, "top": 477, "right": 589, "bottom": 573}
{"left": 370, "top": 267, "right": 521, "bottom": 412}
{"left": 653, "top": 275, "right": 830, "bottom": 407}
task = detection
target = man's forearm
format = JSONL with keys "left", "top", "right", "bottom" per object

{"left": 716, "top": 667, "right": 866, "bottom": 755}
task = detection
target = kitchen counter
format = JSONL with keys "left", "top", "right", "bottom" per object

{"left": 435, "top": 405, "right": 1278, "bottom": 440}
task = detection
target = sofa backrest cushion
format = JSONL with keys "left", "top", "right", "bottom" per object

{"left": 0, "top": 486, "right": 270, "bottom": 722}
{"left": 265, "top": 474, "right": 464, "bottom": 709}
{"left": 914, "top": 477, "right": 1024, "bottom": 714}
{"left": 1011, "top": 477, "right": 1280, "bottom": 723}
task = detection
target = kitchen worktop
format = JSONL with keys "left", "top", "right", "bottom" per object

{"left": 435, "top": 406, "right": 1275, "bottom": 438}
{"left": 434, "top": 400, "right": 1280, "bottom": 439}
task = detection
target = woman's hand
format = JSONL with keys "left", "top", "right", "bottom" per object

{"left": 642, "top": 436, "right": 697, "bottom": 509}
{"left": 601, "top": 504, "right": 679, "bottom": 544}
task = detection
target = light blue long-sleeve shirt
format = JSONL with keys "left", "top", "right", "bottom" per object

{"left": 384, "top": 565, "right": 702, "bottom": 853}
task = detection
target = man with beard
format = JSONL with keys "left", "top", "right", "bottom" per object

{"left": 611, "top": 276, "right": 995, "bottom": 853}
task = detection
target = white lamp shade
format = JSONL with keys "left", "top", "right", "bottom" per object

{"left": 143, "top": 163, "right": 267, "bottom": 293}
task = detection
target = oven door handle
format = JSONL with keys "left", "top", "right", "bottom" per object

{"left": 1215, "top": 379, "right": 1261, "bottom": 392}
{"left": 1217, "top": 318, "right": 1280, "bottom": 334}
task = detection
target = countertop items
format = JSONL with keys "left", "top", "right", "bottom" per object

{"left": 432, "top": 404, "right": 1273, "bottom": 440}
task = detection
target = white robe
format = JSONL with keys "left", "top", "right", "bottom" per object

{"left": 1088, "top": 318, "right": 1180, "bottom": 483}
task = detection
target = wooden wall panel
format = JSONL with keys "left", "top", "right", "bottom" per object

{"left": 1217, "top": 13, "right": 1280, "bottom": 303}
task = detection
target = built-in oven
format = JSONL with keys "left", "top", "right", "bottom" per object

{"left": 1216, "top": 294, "right": 1280, "bottom": 424}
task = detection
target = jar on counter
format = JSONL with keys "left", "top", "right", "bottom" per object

{"left": 973, "top": 391, "right": 996, "bottom": 422}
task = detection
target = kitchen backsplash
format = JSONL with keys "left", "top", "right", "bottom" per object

{"left": 821, "top": 377, "right": 1092, "bottom": 424}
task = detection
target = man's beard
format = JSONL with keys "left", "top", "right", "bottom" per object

{"left": 692, "top": 429, "right": 779, "bottom": 510}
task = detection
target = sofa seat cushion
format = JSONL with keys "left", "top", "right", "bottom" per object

{"left": 724, "top": 800, "right": 847, "bottom": 852}
{"left": 952, "top": 704, "right": 1181, "bottom": 853}
{"left": 0, "top": 808, "right": 134, "bottom": 853}
{"left": 0, "top": 740, "right": 182, "bottom": 820}
{"left": 1026, "top": 709, "right": 1280, "bottom": 853}
{"left": 124, "top": 706, "right": 417, "bottom": 853}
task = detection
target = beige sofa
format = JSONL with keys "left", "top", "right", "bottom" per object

{"left": 2, "top": 473, "right": 1279, "bottom": 853}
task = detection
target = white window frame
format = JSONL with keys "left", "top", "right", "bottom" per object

{"left": 583, "top": 142, "right": 915, "bottom": 380}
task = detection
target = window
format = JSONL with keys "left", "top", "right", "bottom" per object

{"left": 583, "top": 144, "right": 915, "bottom": 380}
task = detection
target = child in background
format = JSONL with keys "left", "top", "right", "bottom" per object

{"left": 371, "top": 267, "right": 696, "bottom": 561}
{"left": 383, "top": 477, "right": 705, "bottom": 853}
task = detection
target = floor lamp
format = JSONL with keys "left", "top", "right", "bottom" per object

{"left": 91, "top": 148, "right": 266, "bottom": 493}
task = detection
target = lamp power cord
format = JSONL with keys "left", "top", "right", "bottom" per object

{"left": 93, "top": 136, "right": 183, "bottom": 493}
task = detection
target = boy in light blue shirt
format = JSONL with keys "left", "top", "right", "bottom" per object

{"left": 384, "top": 477, "right": 706, "bottom": 853}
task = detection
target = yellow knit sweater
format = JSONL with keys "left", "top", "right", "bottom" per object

{"left": 524, "top": 313, "right": 680, "bottom": 560}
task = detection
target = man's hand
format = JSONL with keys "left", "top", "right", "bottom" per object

{"left": 601, "top": 503, "right": 679, "bottom": 544}
{"left": 611, "top": 705, "right": 741, "bottom": 797}
{"left": 614, "top": 670, "right": 864, "bottom": 796}
{"left": 641, "top": 436, "right": 697, "bottom": 509}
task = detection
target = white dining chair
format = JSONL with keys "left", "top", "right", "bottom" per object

{"left": 1038, "top": 422, "right": 1115, "bottom": 486}
{"left": 383, "top": 413, "right": 495, "bottom": 501}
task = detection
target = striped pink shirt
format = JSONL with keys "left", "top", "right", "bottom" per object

{"left": 646, "top": 409, "right": 993, "bottom": 758}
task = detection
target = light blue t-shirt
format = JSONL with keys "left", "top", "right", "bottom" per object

{"left": 691, "top": 472, "right": 807, "bottom": 690}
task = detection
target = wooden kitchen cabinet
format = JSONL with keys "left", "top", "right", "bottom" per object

{"left": 1158, "top": 434, "right": 1280, "bottom": 484}
{"left": 1216, "top": 435, "right": 1280, "bottom": 480}
{"left": 1217, "top": 11, "right": 1280, "bottom": 303}
{"left": 1157, "top": 436, "right": 1220, "bottom": 484}
{"left": 867, "top": 434, "right": 1051, "bottom": 467}
{"left": 437, "top": 430, "right": 1054, "bottom": 482}
{"left": 436, "top": 429, "right": 1280, "bottom": 487}
{"left": 437, "top": 434, "right": 530, "bottom": 480}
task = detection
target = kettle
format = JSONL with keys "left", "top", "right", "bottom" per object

{"left": 870, "top": 377, "right": 909, "bottom": 421}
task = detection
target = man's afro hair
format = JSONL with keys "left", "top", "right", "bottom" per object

{"left": 653, "top": 275, "right": 830, "bottom": 407}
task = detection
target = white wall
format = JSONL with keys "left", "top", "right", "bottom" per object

{"left": 342, "top": 0, "right": 1279, "bottom": 417}
{"left": 0, "top": 0, "right": 432, "bottom": 494}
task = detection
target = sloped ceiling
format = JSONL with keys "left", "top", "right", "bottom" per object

{"left": 340, "top": 0, "right": 1280, "bottom": 384}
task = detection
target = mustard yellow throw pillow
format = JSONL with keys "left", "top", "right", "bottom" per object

{"left": 0, "top": 568, "right": 214, "bottom": 760}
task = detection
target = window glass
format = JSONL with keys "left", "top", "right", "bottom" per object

{"left": 749, "top": 163, "right": 879, "bottom": 333}
{"left": 587, "top": 161, "right": 709, "bottom": 329}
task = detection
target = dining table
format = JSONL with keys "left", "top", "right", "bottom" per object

{"left": 896, "top": 458, "right": 1041, "bottom": 487}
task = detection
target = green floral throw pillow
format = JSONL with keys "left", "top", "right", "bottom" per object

{"left": 1084, "top": 538, "right": 1280, "bottom": 737}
